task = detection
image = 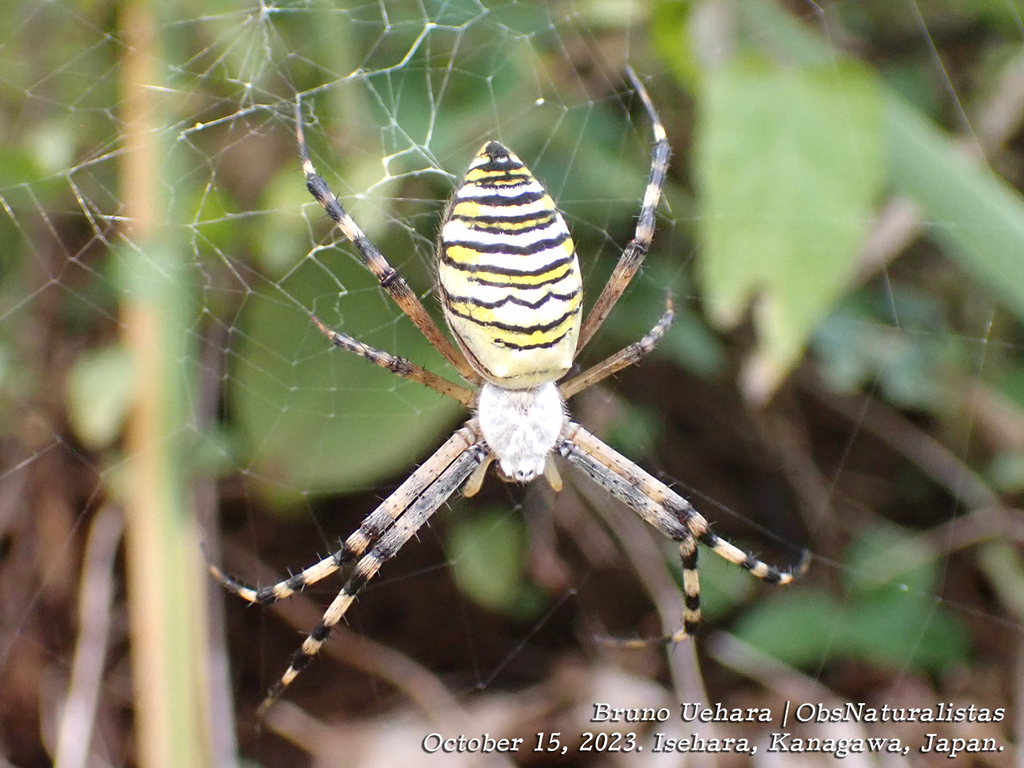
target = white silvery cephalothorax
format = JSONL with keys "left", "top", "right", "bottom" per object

{"left": 476, "top": 381, "right": 565, "bottom": 481}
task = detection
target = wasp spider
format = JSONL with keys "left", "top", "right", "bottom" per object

{"left": 211, "top": 68, "right": 803, "bottom": 713}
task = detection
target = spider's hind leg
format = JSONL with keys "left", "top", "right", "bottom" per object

{"left": 207, "top": 552, "right": 341, "bottom": 606}
{"left": 681, "top": 518, "right": 804, "bottom": 586}
{"left": 602, "top": 534, "right": 701, "bottom": 648}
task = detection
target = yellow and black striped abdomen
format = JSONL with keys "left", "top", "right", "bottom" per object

{"left": 439, "top": 141, "right": 582, "bottom": 388}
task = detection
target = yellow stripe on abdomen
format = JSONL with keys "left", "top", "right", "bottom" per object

{"left": 439, "top": 141, "right": 582, "bottom": 388}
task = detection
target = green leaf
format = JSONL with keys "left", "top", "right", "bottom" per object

{"left": 732, "top": 590, "right": 845, "bottom": 668}
{"left": 728, "top": 0, "right": 1024, "bottom": 332}
{"left": 886, "top": 93, "right": 1024, "bottom": 324}
{"left": 445, "top": 509, "right": 539, "bottom": 617}
{"left": 651, "top": 0, "right": 699, "bottom": 90}
{"left": 696, "top": 59, "right": 885, "bottom": 398}
{"left": 845, "top": 593, "right": 969, "bottom": 673}
{"left": 812, "top": 285, "right": 960, "bottom": 410}
{"left": 230, "top": 253, "right": 462, "bottom": 502}
{"left": 841, "top": 528, "right": 969, "bottom": 672}
{"left": 842, "top": 524, "right": 935, "bottom": 598}
{"left": 734, "top": 525, "right": 970, "bottom": 673}
{"left": 66, "top": 344, "right": 135, "bottom": 451}
{"left": 987, "top": 450, "right": 1024, "bottom": 494}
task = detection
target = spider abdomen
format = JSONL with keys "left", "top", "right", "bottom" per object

{"left": 439, "top": 141, "right": 582, "bottom": 388}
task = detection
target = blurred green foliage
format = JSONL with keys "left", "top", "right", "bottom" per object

{"left": 696, "top": 59, "right": 885, "bottom": 396}
{"left": 812, "top": 285, "right": 965, "bottom": 411}
{"left": 445, "top": 507, "right": 548, "bottom": 618}
{"left": 5, "top": 0, "right": 1020, "bottom": 695}
{"left": 733, "top": 525, "right": 970, "bottom": 672}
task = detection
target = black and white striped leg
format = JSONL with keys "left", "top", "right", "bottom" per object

{"left": 256, "top": 431, "right": 486, "bottom": 713}
{"left": 558, "top": 422, "right": 803, "bottom": 645}
{"left": 679, "top": 536, "right": 701, "bottom": 637}
{"left": 210, "top": 426, "right": 482, "bottom": 607}
{"left": 577, "top": 67, "right": 672, "bottom": 352}
{"left": 294, "top": 98, "right": 478, "bottom": 383}
{"left": 560, "top": 294, "right": 673, "bottom": 399}
{"left": 311, "top": 315, "right": 474, "bottom": 405}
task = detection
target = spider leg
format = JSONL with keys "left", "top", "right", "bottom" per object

{"left": 295, "top": 97, "right": 480, "bottom": 384}
{"left": 311, "top": 315, "right": 474, "bottom": 405}
{"left": 560, "top": 294, "right": 673, "bottom": 399}
{"left": 556, "top": 423, "right": 702, "bottom": 638}
{"left": 558, "top": 422, "right": 803, "bottom": 641}
{"left": 577, "top": 67, "right": 671, "bottom": 352}
{"left": 209, "top": 424, "right": 482, "bottom": 606}
{"left": 257, "top": 426, "right": 486, "bottom": 714}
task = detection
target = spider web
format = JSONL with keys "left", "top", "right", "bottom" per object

{"left": 1, "top": 1, "right": 1022, "bottom": 766}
